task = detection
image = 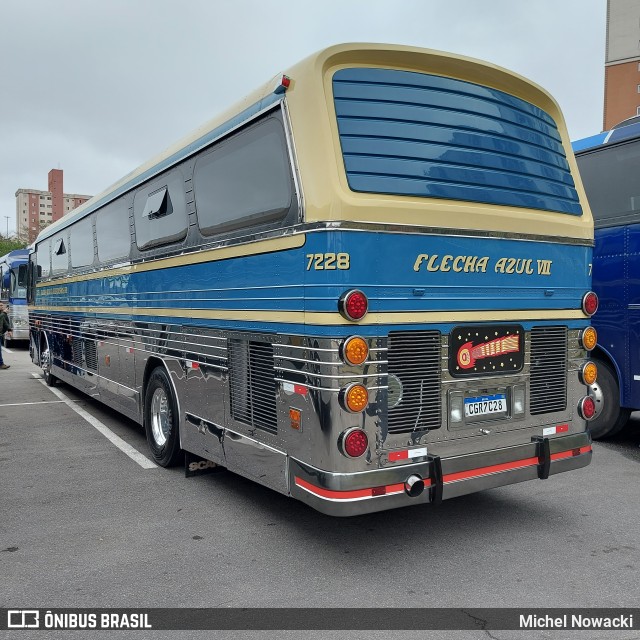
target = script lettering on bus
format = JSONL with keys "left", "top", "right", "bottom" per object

{"left": 413, "top": 255, "right": 553, "bottom": 276}
{"left": 43, "top": 286, "right": 69, "bottom": 295}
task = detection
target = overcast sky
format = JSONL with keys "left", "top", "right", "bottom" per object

{"left": 0, "top": 0, "right": 606, "bottom": 237}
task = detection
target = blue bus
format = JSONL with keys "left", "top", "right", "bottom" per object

{"left": 0, "top": 248, "right": 30, "bottom": 344}
{"left": 28, "top": 44, "right": 596, "bottom": 516}
{"left": 574, "top": 118, "right": 640, "bottom": 438}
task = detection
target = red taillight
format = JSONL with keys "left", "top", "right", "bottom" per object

{"left": 579, "top": 396, "right": 596, "bottom": 420}
{"left": 582, "top": 291, "right": 599, "bottom": 316}
{"left": 341, "top": 428, "right": 369, "bottom": 458}
{"left": 339, "top": 289, "right": 368, "bottom": 321}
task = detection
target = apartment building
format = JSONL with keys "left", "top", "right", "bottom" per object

{"left": 603, "top": 0, "right": 640, "bottom": 130}
{"left": 15, "top": 169, "right": 91, "bottom": 243}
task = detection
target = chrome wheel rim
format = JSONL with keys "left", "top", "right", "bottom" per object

{"left": 151, "top": 387, "right": 171, "bottom": 446}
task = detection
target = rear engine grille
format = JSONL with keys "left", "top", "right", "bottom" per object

{"left": 530, "top": 326, "right": 567, "bottom": 415}
{"left": 387, "top": 330, "right": 441, "bottom": 433}
{"left": 229, "top": 339, "right": 278, "bottom": 434}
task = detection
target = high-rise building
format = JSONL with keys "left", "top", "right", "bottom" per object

{"left": 603, "top": 0, "right": 640, "bottom": 130}
{"left": 15, "top": 169, "right": 91, "bottom": 243}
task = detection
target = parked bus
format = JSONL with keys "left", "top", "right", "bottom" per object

{"left": 28, "top": 43, "right": 596, "bottom": 516}
{"left": 573, "top": 118, "right": 640, "bottom": 438}
{"left": 0, "top": 248, "right": 30, "bottom": 345}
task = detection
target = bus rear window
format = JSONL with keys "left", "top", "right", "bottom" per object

{"left": 333, "top": 67, "right": 582, "bottom": 216}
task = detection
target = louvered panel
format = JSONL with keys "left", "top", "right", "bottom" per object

{"left": 333, "top": 67, "right": 582, "bottom": 216}
{"left": 530, "top": 326, "right": 567, "bottom": 415}
{"left": 229, "top": 339, "right": 278, "bottom": 434}
{"left": 387, "top": 330, "right": 441, "bottom": 434}
{"left": 71, "top": 338, "right": 83, "bottom": 366}
{"left": 85, "top": 339, "right": 98, "bottom": 371}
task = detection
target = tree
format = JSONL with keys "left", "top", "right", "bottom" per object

{"left": 0, "top": 236, "right": 28, "bottom": 255}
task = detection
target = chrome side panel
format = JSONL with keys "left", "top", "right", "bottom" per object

{"left": 223, "top": 430, "right": 288, "bottom": 495}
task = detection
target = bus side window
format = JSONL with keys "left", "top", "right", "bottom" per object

{"left": 96, "top": 200, "right": 131, "bottom": 263}
{"left": 193, "top": 115, "right": 295, "bottom": 236}
{"left": 51, "top": 233, "right": 69, "bottom": 274}
{"left": 133, "top": 169, "right": 188, "bottom": 250}
{"left": 70, "top": 215, "right": 95, "bottom": 269}
{"left": 37, "top": 242, "right": 51, "bottom": 279}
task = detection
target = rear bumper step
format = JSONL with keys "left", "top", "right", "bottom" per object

{"left": 290, "top": 431, "right": 592, "bottom": 517}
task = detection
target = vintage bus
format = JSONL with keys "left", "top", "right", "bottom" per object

{"left": 573, "top": 118, "right": 640, "bottom": 438}
{"left": 0, "top": 248, "right": 30, "bottom": 344}
{"left": 28, "top": 43, "right": 596, "bottom": 516}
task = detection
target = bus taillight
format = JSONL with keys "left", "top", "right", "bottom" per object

{"left": 339, "top": 427, "right": 369, "bottom": 458}
{"left": 339, "top": 383, "right": 369, "bottom": 413}
{"left": 341, "top": 336, "right": 368, "bottom": 365}
{"left": 580, "top": 326, "right": 598, "bottom": 351}
{"left": 582, "top": 291, "right": 599, "bottom": 316}
{"left": 339, "top": 290, "right": 368, "bottom": 321}
{"left": 580, "top": 362, "right": 598, "bottom": 386}
{"left": 579, "top": 396, "right": 597, "bottom": 420}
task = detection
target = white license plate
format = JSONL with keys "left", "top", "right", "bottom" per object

{"left": 464, "top": 394, "right": 507, "bottom": 418}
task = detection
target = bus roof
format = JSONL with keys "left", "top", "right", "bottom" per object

{"left": 0, "top": 248, "right": 29, "bottom": 265}
{"left": 36, "top": 42, "right": 588, "bottom": 244}
{"left": 573, "top": 120, "right": 640, "bottom": 153}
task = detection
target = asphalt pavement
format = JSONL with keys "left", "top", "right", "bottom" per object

{"left": 1, "top": 344, "right": 639, "bottom": 640}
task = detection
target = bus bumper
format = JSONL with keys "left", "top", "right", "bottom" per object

{"left": 289, "top": 431, "right": 592, "bottom": 517}
{"left": 6, "top": 328, "right": 29, "bottom": 342}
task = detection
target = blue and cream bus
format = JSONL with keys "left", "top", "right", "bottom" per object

{"left": 573, "top": 118, "right": 640, "bottom": 438}
{"left": 0, "top": 248, "right": 30, "bottom": 344}
{"left": 29, "top": 43, "right": 596, "bottom": 516}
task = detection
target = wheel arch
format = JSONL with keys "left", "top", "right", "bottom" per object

{"left": 141, "top": 356, "right": 183, "bottom": 446}
{"left": 591, "top": 345, "right": 625, "bottom": 407}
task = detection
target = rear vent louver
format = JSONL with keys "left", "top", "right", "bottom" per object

{"left": 387, "top": 330, "right": 441, "bottom": 433}
{"left": 85, "top": 340, "right": 98, "bottom": 371}
{"left": 71, "top": 338, "right": 84, "bottom": 367}
{"left": 229, "top": 339, "right": 278, "bottom": 434}
{"left": 530, "top": 326, "right": 567, "bottom": 415}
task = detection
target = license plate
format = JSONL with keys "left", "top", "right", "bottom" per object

{"left": 464, "top": 394, "right": 507, "bottom": 418}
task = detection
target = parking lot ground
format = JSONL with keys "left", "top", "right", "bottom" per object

{"left": 1, "top": 345, "right": 640, "bottom": 640}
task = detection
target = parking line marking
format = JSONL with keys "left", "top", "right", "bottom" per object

{"left": 31, "top": 373, "right": 158, "bottom": 469}
{"left": 0, "top": 400, "right": 67, "bottom": 407}
{"left": 3, "top": 347, "right": 13, "bottom": 353}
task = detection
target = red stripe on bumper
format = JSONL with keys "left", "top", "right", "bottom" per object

{"left": 295, "top": 445, "right": 591, "bottom": 501}
{"left": 295, "top": 477, "right": 408, "bottom": 501}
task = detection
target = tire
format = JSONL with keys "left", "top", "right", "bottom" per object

{"left": 41, "top": 335, "right": 57, "bottom": 387}
{"left": 588, "top": 361, "right": 630, "bottom": 439}
{"left": 144, "top": 367, "right": 183, "bottom": 467}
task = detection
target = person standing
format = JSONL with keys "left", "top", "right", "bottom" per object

{"left": 0, "top": 304, "right": 12, "bottom": 369}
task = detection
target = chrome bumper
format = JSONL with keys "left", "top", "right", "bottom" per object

{"left": 5, "top": 328, "right": 29, "bottom": 341}
{"left": 289, "top": 431, "right": 592, "bottom": 517}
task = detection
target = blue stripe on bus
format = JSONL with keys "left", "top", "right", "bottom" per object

{"left": 35, "top": 231, "right": 591, "bottom": 318}
{"left": 333, "top": 68, "right": 582, "bottom": 216}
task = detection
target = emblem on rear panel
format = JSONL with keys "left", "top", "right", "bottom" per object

{"left": 449, "top": 325, "right": 524, "bottom": 377}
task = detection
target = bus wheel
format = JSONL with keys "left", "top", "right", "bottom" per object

{"left": 588, "top": 361, "right": 630, "bottom": 439}
{"left": 41, "top": 336, "right": 57, "bottom": 387}
{"left": 144, "top": 367, "right": 182, "bottom": 467}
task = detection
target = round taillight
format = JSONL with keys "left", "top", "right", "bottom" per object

{"left": 582, "top": 291, "right": 599, "bottom": 316}
{"left": 341, "top": 336, "right": 369, "bottom": 366}
{"left": 580, "top": 326, "right": 598, "bottom": 351}
{"left": 579, "top": 396, "right": 596, "bottom": 420}
{"left": 339, "top": 289, "right": 368, "bottom": 321}
{"left": 340, "top": 383, "right": 369, "bottom": 413}
{"left": 341, "top": 427, "right": 369, "bottom": 458}
{"left": 580, "top": 361, "right": 598, "bottom": 386}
